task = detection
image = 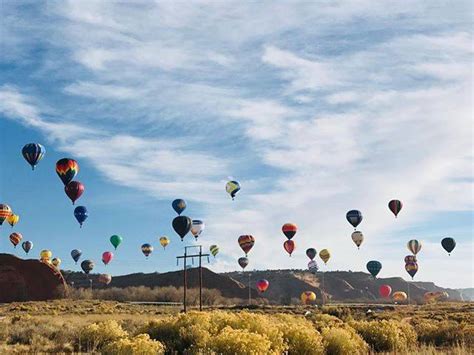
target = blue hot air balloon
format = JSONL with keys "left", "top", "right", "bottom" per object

{"left": 172, "top": 199, "right": 186, "bottom": 215}
{"left": 346, "top": 210, "right": 363, "bottom": 230}
{"left": 71, "top": 249, "right": 82, "bottom": 264}
{"left": 22, "top": 143, "right": 45, "bottom": 170}
{"left": 74, "top": 206, "right": 88, "bottom": 228}
{"left": 366, "top": 260, "right": 382, "bottom": 278}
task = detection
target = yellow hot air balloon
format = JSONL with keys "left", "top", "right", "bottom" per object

{"left": 0, "top": 204, "right": 12, "bottom": 226}
{"left": 159, "top": 236, "right": 170, "bottom": 249}
{"left": 52, "top": 257, "right": 61, "bottom": 268}
{"left": 392, "top": 291, "right": 408, "bottom": 302}
{"left": 40, "top": 250, "right": 52, "bottom": 263}
{"left": 319, "top": 249, "right": 330, "bottom": 264}
{"left": 300, "top": 291, "right": 317, "bottom": 305}
{"left": 7, "top": 214, "right": 19, "bottom": 228}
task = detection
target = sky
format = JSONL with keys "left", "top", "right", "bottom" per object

{"left": 0, "top": 1, "right": 472, "bottom": 289}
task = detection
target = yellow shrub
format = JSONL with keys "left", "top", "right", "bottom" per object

{"left": 102, "top": 334, "right": 164, "bottom": 355}
{"left": 412, "top": 318, "right": 474, "bottom": 347}
{"left": 79, "top": 320, "right": 127, "bottom": 352}
{"left": 307, "top": 313, "right": 344, "bottom": 331}
{"left": 273, "top": 314, "right": 323, "bottom": 354}
{"left": 208, "top": 326, "right": 272, "bottom": 354}
{"left": 322, "top": 327, "right": 368, "bottom": 355}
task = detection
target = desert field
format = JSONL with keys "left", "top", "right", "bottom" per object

{"left": 0, "top": 300, "right": 472, "bottom": 354}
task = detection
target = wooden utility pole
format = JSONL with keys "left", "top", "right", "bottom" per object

{"left": 176, "top": 245, "right": 210, "bottom": 312}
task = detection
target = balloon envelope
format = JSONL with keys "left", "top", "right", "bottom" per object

{"left": 56, "top": 158, "right": 79, "bottom": 185}
{"left": 351, "top": 231, "right": 364, "bottom": 249}
{"left": 282, "top": 223, "right": 297, "bottom": 240}
{"left": 22, "top": 241, "right": 33, "bottom": 254}
{"left": 388, "top": 199, "right": 403, "bottom": 217}
{"left": 238, "top": 235, "right": 255, "bottom": 256}
{"left": 379, "top": 285, "right": 392, "bottom": 298}
{"left": 366, "top": 260, "right": 382, "bottom": 278}
{"left": 441, "top": 237, "right": 456, "bottom": 255}
{"left": 0, "top": 204, "right": 12, "bottom": 226}
{"left": 22, "top": 143, "right": 45, "bottom": 170}
{"left": 172, "top": 216, "right": 192, "bottom": 241}
{"left": 65, "top": 181, "right": 84, "bottom": 205}
{"left": 7, "top": 214, "right": 19, "bottom": 227}
{"left": 172, "top": 199, "right": 186, "bottom": 215}
{"left": 404, "top": 255, "right": 417, "bottom": 264}
{"left": 52, "top": 257, "right": 61, "bottom": 268}
{"left": 346, "top": 210, "right": 363, "bottom": 229}
{"left": 226, "top": 180, "right": 241, "bottom": 200}
{"left": 99, "top": 274, "right": 112, "bottom": 285}
{"left": 392, "top": 291, "right": 408, "bottom": 302}
{"left": 407, "top": 239, "right": 422, "bottom": 255}
{"left": 306, "top": 248, "right": 317, "bottom": 260}
{"left": 9, "top": 232, "right": 22, "bottom": 248}
{"left": 141, "top": 243, "right": 154, "bottom": 257}
{"left": 238, "top": 257, "right": 249, "bottom": 270}
{"left": 319, "top": 249, "right": 331, "bottom": 264}
{"left": 405, "top": 261, "right": 418, "bottom": 279}
{"left": 74, "top": 206, "right": 88, "bottom": 227}
{"left": 308, "top": 260, "right": 319, "bottom": 273}
{"left": 40, "top": 250, "right": 52, "bottom": 262}
{"left": 283, "top": 240, "right": 295, "bottom": 256}
{"left": 81, "top": 260, "right": 94, "bottom": 274}
{"left": 256, "top": 279, "right": 269, "bottom": 293}
{"left": 102, "top": 251, "right": 114, "bottom": 265}
{"left": 71, "top": 249, "right": 82, "bottom": 263}
{"left": 110, "top": 235, "right": 123, "bottom": 249}
{"left": 210, "top": 245, "right": 219, "bottom": 257}
{"left": 191, "top": 220, "right": 205, "bottom": 239}
{"left": 159, "top": 236, "right": 170, "bottom": 249}
{"left": 301, "top": 291, "right": 317, "bottom": 305}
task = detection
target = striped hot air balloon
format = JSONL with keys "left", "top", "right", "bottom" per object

{"left": 388, "top": 199, "right": 403, "bottom": 218}
{"left": 9, "top": 232, "right": 22, "bottom": 248}
{"left": 22, "top": 143, "right": 45, "bottom": 170}
{"left": 210, "top": 245, "right": 219, "bottom": 257}
{"left": 141, "top": 243, "right": 154, "bottom": 258}
{"left": 407, "top": 239, "right": 422, "bottom": 255}
{"left": 0, "top": 204, "right": 12, "bottom": 226}
{"left": 238, "top": 235, "right": 255, "bottom": 256}
{"left": 319, "top": 249, "right": 331, "bottom": 264}
{"left": 56, "top": 158, "right": 79, "bottom": 185}
{"left": 282, "top": 223, "right": 297, "bottom": 240}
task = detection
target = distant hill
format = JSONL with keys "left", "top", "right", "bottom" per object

{"left": 457, "top": 288, "right": 474, "bottom": 301}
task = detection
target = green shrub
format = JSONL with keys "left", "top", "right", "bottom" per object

{"left": 102, "top": 334, "right": 165, "bottom": 355}
{"left": 322, "top": 327, "right": 368, "bottom": 355}
{"left": 79, "top": 320, "right": 127, "bottom": 351}
{"left": 208, "top": 326, "right": 272, "bottom": 354}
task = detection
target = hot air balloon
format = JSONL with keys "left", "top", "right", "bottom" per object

{"left": 379, "top": 284, "right": 392, "bottom": 298}
{"left": 282, "top": 223, "right": 297, "bottom": 240}
{"left": 404, "top": 255, "right": 417, "bottom": 264}
{"left": 238, "top": 235, "right": 255, "bottom": 256}
{"left": 319, "top": 249, "right": 330, "bottom": 265}
{"left": 256, "top": 279, "right": 269, "bottom": 293}
{"left": 81, "top": 260, "right": 94, "bottom": 274}
{"left": 7, "top": 214, "right": 19, "bottom": 228}
{"left": 366, "top": 260, "right": 382, "bottom": 278}
{"left": 238, "top": 256, "right": 249, "bottom": 270}
{"left": 71, "top": 249, "right": 82, "bottom": 264}
{"left": 141, "top": 243, "right": 153, "bottom": 258}
{"left": 22, "top": 143, "right": 46, "bottom": 170}
{"left": 40, "top": 250, "right": 52, "bottom": 263}
{"left": 388, "top": 200, "right": 403, "bottom": 218}
{"left": 226, "top": 180, "right": 240, "bottom": 200}
{"left": 191, "top": 220, "right": 205, "bottom": 240}
{"left": 441, "top": 237, "right": 456, "bottom": 255}
{"left": 74, "top": 206, "right": 88, "bottom": 227}
{"left": 283, "top": 240, "right": 295, "bottom": 256}
{"left": 300, "top": 291, "right": 317, "bottom": 305}
{"left": 52, "top": 257, "right": 61, "bottom": 268}
{"left": 308, "top": 260, "right": 319, "bottom": 273}
{"left": 405, "top": 262, "right": 418, "bottom": 279}
{"left": 392, "top": 291, "right": 408, "bottom": 302}
{"left": 172, "top": 199, "right": 186, "bottom": 215}
{"left": 172, "top": 216, "right": 192, "bottom": 241}
{"left": 102, "top": 251, "right": 114, "bottom": 265}
{"left": 210, "top": 245, "right": 219, "bottom": 257}
{"left": 159, "top": 236, "right": 170, "bottom": 249}
{"left": 351, "top": 231, "right": 364, "bottom": 249}
{"left": 99, "top": 274, "right": 112, "bottom": 285}
{"left": 110, "top": 235, "right": 123, "bottom": 250}
{"left": 407, "top": 239, "right": 422, "bottom": 255}
{"left": 0, "top": 204, "right": 12, "bottom": 226}
{"left": 65, "top": 181, "right": 84, "bottom": 205}
{"left": 56, "top": 158, "right": 79, "bottom": 185}
{"left": 22, "top": 241, "right": 33, "bottom": 254}
{"left": 306, "top": 248, "right": 317, "bottom": 260}
{"left": 9, "top": 232, "right": 22, "bottom": 248}
{"left": 346, "top": 210, "right": 363, "bottom": 229}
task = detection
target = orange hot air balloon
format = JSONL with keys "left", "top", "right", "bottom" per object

{"left": 301, "top": 291, "right": 317, "bottom": 305}
{"left": 283, "top": 240, "right": 295, "bottom": 256}
{"left": 392, "top": 291, "right": 408, "bottom": 302}
{"left": 256, "top": 279, "right": 269, "bottom": 293}
{"left": 282, "top": 223, "right": 297, "bottom": 240}
{"left": 9, "top": 232, "right": 22, "bottom": 248}
{"left": 56, "top": 158, "right": 79, "bottom": 185}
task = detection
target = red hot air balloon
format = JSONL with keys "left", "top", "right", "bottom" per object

{"left": 283, "top": 240, "right": 295, "bottom": 256}
{"left": 282, "top": 223, "right": 297, "bottom": 240}
{"left": 256, "top": 279, "right": 269, "bottom": 293}
{"left": 9, "top": 232, "right": 22, "bottom": 248}
{"left": 379, "top": 284, "right": 392, "bottom": 298}
{"left": 102, "top": 251, "right": 114, "bottom": 265}
{"left": 388, "top": 200, "right": 403, "bottom": 218}
{"left": 65, "top": 181, "right": 84, "bottom": 205}
{"left": 238, "top": 235, "right": 255, "bottom": 256}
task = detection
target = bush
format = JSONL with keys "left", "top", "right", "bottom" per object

{"left": 307, "top": 313, "right": 344, "bottom": 331}
{"left": 411, "top": 318, "right": 474, "bottom": 347}
{"left": 79, "top": 320, "right": 128, "bottom": 352}
{"left": 351, "top": 319, "right": 417, "bottom": 352}
{"left": 322, "top": 327, "right": 368, "bottom": 355}
{"left": 102, "top": 334, "right": 165, "bottom": 355}
{"left": 208, "top": 326, "right": 272, "bottom": 354}
{"left": 272, "top": 314, "right": 323, "bottom": 354}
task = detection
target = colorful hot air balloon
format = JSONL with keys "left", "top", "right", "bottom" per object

{"left": 392, "top": 291, "right": 408, "bottom": 302}
{"left": 102, "top": 251, "right": 114, "bottom": 265}
{"left": 346, "top": 210, "right": 363, "bottom": 229}
{"left": 22, "top": 241, "right": 33, "bottom": 254}
{"left": 7, "top": 214, "right": 19, "bottom": 228}
{"left": 56, "top": 158, "right": 79, "bottom": 185}
{"left": 40, "top": 250, "right": 52, "bottom": 263}
{"left": 226, "top": 180, "right": 240, "bottom": 200}
{"left": 110, "top": 235, "right": 123, "bottom": 250}
{"left": 74, "top": 206, "right": 88, "bottom": 227}
{"left": 282, "top": 223, "right": 297, "bottom": 240}
{"left": 283, "top": 240, "right": 295, "bottom": 256}
{"left": 0, "top": 204, "right": 12, "bottom": 226}
{"left": 238, "top": 256, "right": 249, "bottom": 270}
{"left": 256, "top": 279, "right": 269, "bottom": 293}
{"left": 238, "top": 235, "right": 255, "bottom": 256}
{"left": 65, "top": 181, "right": 84, "bottom": 205}
{"left": 81, "top": 260, "right": 94, "bottom": 274}
{"left": 306, "top": 248, "right": 317, "bottom": 260}
{"left": 22, "top": 143, "right": 46, "bottom": 170}
{"left": 404, "top": 255, "right": 417, "bottom": 264}
{"left": 99, "top": 274, "right": 112, "bottom": 285}
{"left": 159, "top": 236, "right": 170, "bottom": 249}
{"left": 405, "top": 262, "right": 418, "bottom": 279}
{"left": 9, "top": 232, "right": 22, "bottom": 248}
{"left": 366, "top": 260, "right": 382, "bottom": 278}
{"left": 319, "top": 249, "right": 330, "bottom": 264}
{"left": 441, "top": 237, "right": 456, "bottom": 255}
{"left": 308, "top": 260, "right": 319, "bottom": 273}
{"left": 388, "top": 199, "right": 403, "bottom": 218}
{"left": 52, "top": 257, "right": 61, "bottom": 268}
{"left": 172, "top": 216, "right": 192, "bottom": 241}
{"left": 300, "top": 291, "right": 317, "bottom": 305}
{"left": 379, "top": 285, "right": 392, "bottom": 298}
{"left": 71, "top": 249, "right": 82, "bottom": 264}
{"left": 407, "top": 239, "right": 422, "bottom": 255}
{"left": 172, "top": 199, "right": 186, "bottom": 215}
{"left": 191, "top": 220, "right": 205, "bottom": 240}
{"left": 210, "top": 245, "right": 219, "bottom": 257}
{"left": 351, "top": 231, "right": 364, "bottom": 249}
{"left": 141, "top": 243, "right": 153, "bottom": 258}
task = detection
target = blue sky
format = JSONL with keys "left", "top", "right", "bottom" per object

{"left": 0, "top": 1, "right": 472, "bottom": 288}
